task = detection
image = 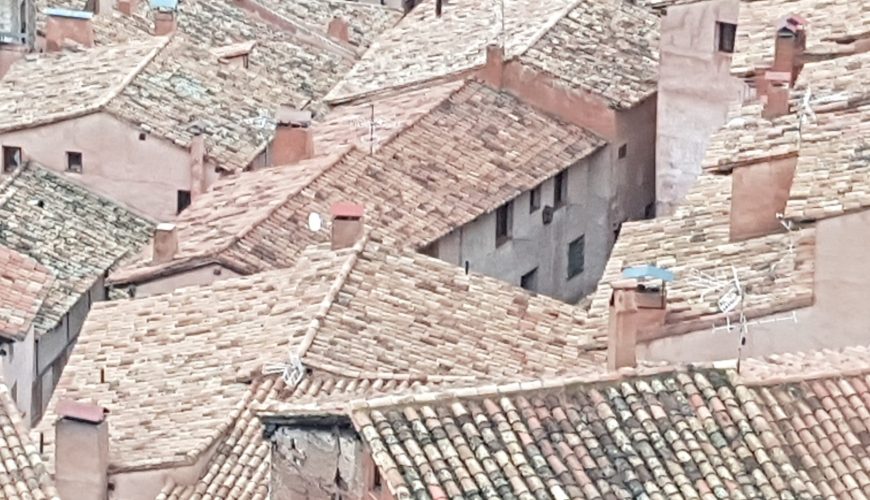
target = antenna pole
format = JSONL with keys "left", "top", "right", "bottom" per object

{"left": 369, "top": 104, "right": 375, "bottom": 155}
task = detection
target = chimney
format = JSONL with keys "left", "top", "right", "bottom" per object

{"left": 55, "top": 400, "right": 109, "bottom": 500}
{"left": 761, "top": 72, "right": 790, "bottom": 119}
{"left": 326, "top": 17, "right": 350, "bottom": 44}
{"left": 91, "top": 0, "right": 113, "bottom": 16}
{"left": 152, "top": 223, "right": 178, "bottom": 264}
{"left": 153, "top": 10, "right": 177, "bottom": 36}
{"left": 330, "top": 202, "right": 364, "bottom": 250}
{"left": 271, "top": 107, "right": 314, "bottom": 166}
{"left": 480, "top": 43, "right": 504, "bottom": 88}
{"left": 435, "top": 0, "right": 442, "bottom": 16}
{"left": 189, "top": 133, "right": 206, "bottom": 198}
{"left": 44, "top": 8, "right": 95, "bottom": 52}
{"left": 117, "top": 0, "right": 138, "bottom": 15}
{"left": 607, "top": 275, "right": 668, "bottom": 371}
{"left": 771, "top": 15, "right": 807, "bottom": 85}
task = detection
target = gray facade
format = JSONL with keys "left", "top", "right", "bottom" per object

{"left": 434, "top": 147, "right": 615, "bottom": 303}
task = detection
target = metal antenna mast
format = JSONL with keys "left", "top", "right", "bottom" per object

{"left": 369, "top": 103, "right": 375, "bottom": 155}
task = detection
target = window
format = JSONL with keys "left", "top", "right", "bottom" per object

{"left": 554, "top": 171, "right": 567, "bottom": 208}
{"left": 372, "top": 464, "right": 382, "bottom": 491}
{"left": 567, "top": 235, "right": 585, "bottom": 279}
{"left": 618, "top": 144, "right": 627, "bottom": 159}
{"left": 2, "top": 146, "right": 22, "bottom": 173}
{"left": 177, "top": 190, "right": 191, "bottom": 214}
{"left": 66, "top": 151, "right": 83, "bottom": 173}
{"left": 645, "top": 202, "right": 655, "bottom": 219}
{"left": 495, "top": 201, "right": 512, "bottom": 246}
{"left": 138, "top": 132, "right": 147, "bottom": 141}
{"left": 716, "top": 22, "right": 737, "bottom": 53}
{"left": 521, "top": 268, "right": 538, "bottom": 292}
{"left": 420, "top": 242, "right": 438, "bottom": 258}
{"left": 529, "top": 185, "right": 541, "bottom": 213}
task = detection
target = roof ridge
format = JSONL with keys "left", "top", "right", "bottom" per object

{"left": 515, "top": 0, "right": 582, "bottom": 58}
{"left": 96, "top": 37, "right": 171, "bottom": 114}
{"left": 294, "top": 230, "right": 370, "bottom": 358}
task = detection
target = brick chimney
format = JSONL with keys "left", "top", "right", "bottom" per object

{"left": 44, "top": 8, "right": 95, "bottom": 52}
{"left": 153, "top": 10, "right": 177, "bottom": 36}
{"left": 152, "top": 223, "right": 178, "bottom": 264}
{"left": 55, "top": 400, "right": 109, "bottom": 500}
{"left": 271, "top": 107, "right": 314, "bottom": 166}
{"left": 331, "top": 202, "right": 364, "bottom": 250}
{"left": 327, "top": 17, "right": 350, "bottom": 44}
{"left": 607, "top": 278, "right": 668, "bottom": 371}
{"left": 771, "top": 15, "right": 807, "bottom": 85}
{"left": 479, "top": 43, "right": 504, "bottom": 88}
{"left": 117, "top": 0, "right": 138, "bottom": 15}
{"left": 189, "top": 133, "right": 206, "bottom": 198}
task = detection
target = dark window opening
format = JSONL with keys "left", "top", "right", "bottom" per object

{"left": 66, "top": 151, "right": 83, "bottom": 173}
{"left": 177, "top": 190, "right": 191, "bottom": 214}
{"left": 529, "top": 185, "right": 541, "bottom": 213}
{"left": 645, "top": 202, "right": 655, "bottom": 219}
{"left": 19, "top": 0, "right": 26, "bottom": 34}
{"left": 717, "top": 22, "right": 737, "bottom": 53}
{"left": 3, "top": 146, "right": 22, "bottom": 173}
{"left": 495, "top": 201, "right": 512, "bottom": 246}
{"left": 554, "top": 171, "right": 567, "bottom": 208}
{"left": 521, "top": 268, "right": 538, "bottom": 292}
{"left": 618, "top": 144, "right": 627, "bottom": 159}
{"left": 567, "top": 235, "right": 585, "bottom": 279}
{"left": 372, "top": 464, "right": 382, "bottom": 490}
{"left": 138, "top": 132, "right": 147, "bottom": 141}
{"left": 420, "top": 242, "right": 438, "bottom": 258}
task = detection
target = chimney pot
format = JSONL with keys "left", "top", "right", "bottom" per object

{"left": 330, "top": 202, "right": 365, "bottom": 250}
{"left": 271, "top": 107, "right": 315, "bottom": 165}
{"left": 55, "top": 399, "right": 109, "bottom": 500}
{"left": 326, "top": 17, "right": 350, "bottom": 44}
{"left": 153, "top": 10, "right": 177, "bottom": 36}
{"left": 152, "top": 222, "right": 178, "bottom": 264}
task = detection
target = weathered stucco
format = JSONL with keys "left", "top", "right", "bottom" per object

{"left": 656, "top": 0, "right": 746, "bottom": 215}
{"left": 640, "top": 209, "right": 870, "bottom": 362}
{"left": 0, "top": 112, "right": 219, "bottom": 221}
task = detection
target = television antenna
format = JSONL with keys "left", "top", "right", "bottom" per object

{"left": 263, "top": 353, "right": 306, "bottom": 388}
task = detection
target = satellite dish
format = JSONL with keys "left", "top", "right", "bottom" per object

{"left": 307, "top": 212, "right": 322, "bottom": 232}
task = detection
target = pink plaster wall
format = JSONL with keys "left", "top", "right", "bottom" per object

{"left": 133, "top": 264, "right": 239, "bottom": 298}
{"left": 729, "top": 157, "right": 797, "bottom": 241}
{"left": 639, "top": 209, "right": 870, "bottom": 363}
{"left": 0, "top": 112, "right": 219, "bottom": 221}
{"left": 0, "top": 45, "right": 27, "bottom": 79}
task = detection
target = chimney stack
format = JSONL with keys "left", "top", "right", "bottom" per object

{"left": 189, "top": 132, "right": 207, "bottom": 198}
{"left": 117, "top": 0, "right": 138, "bottom": 15}
{"left": 772, "top": 15, "right": 807, "bottom": 85}
{"left": 326, "top": 17, "right": 350, "bottom": 44}
{"left": 153, "top": 10, "right": 177, "bottom": 36}
{"left": 480, "top": 43, "right": 505, "bottom": 88}
{"left": 152, "top": 223, "right": 178, "bottom": 264}
{"left": 271, "top": 107, "right": 315, "bottom": 166}
{"left": 55, "top": 400, "right": 109, "bottom": 500}
{"left": 92, "top": 0, "right": 113, "bottom": 16}
{"left": 44, "top": 8, "right": 95, "bottom": 52}
{"left": 330, "top": 202, "right": 365, "bottom": 250}
{"left": 607, "top": 272, "right": 669, "bottom": 371}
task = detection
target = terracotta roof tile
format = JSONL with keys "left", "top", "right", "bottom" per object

{"left": 0, "top": 383, "right": 59, "bottom": 500}
{"left": 326, "top": 0, "right": 658, "bottom": 107}
{"left": 0, "top": 247, "right": 54, "bottom": 341}
{"left": 0, "top": 163, "right": 153, "bottom": 335}
{"left": 41, "top": 234, "right": 604, "bottom": 473}
{"left": 110, "top": 79, "right": 602, "bottom": 286}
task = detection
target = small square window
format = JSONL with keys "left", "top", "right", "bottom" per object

{"left": 2, "top": 146, "right": 22, "bottom": 173}
{"left": 138, "top": 132, "right": 147, "bottom": 141}
{"left": 618, "top": 144, "right": 627, "bottom": 159}
{"left": 567, "top": 235, "right": 585, "bottom": 279}
{"left": 554, "top": 171, "right": 567, "bottom": 208}
{"left": 529, "top": 185, "right": 541, "bottom": 213}
{"left": 495, "top": 201, "right": 512, "bottom": 246}
{"left": 717, "top": 22, "right": 737, "bottom": 53}
{"left": 520, "top": 268, "right": 538, "bottom": 292}
{"left": 66, "top": 151, "right": 83, "bottom": 173}
{"left": 177, "top": 190, "right": 191, "bottom": 214}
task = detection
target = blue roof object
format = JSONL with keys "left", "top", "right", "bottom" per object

{"left": 44, "top": 8, "right": 94, "bottom": 19}
{"left": 149, "top": 0, "right": 178, "bottom": 11}
{"left": 622, "top": 265, "right": 674, "bottom": 282}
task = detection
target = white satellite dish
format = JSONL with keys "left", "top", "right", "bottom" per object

{"left": 307, "top": 212, "right": 322, "bottom": 232}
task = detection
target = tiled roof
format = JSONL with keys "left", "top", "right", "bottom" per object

{"left": 0, "top": 247, "right": 54, "bottom": 341}
{"left": 110, "top": 79, "right": 601, "bottom": 286}
{"left": 248, "top": 0, "right": 401, "bottom": 50}
{"left": 353, "top": 361, "right": 870, "bottom": 500}
{"left": 42, "top": 234, "right": 604, "bottom": 473}
{"left": 326, "top": 0, "right": 658, "bottom": 108}
{"left": 0, "top": 382, "right": 59, "bottom": 500}
{"left": 1, "top": 37, "right": 285, "bottom": 172}
{"left": 730, "top": 0, "right": 870, "bottom": 78}
{"left": 0, "top": 39, "right": 164, "bottom": 134}
{"left": 0, "top": 163, "right": 153, "bottom": 335}
{"left": 105, "top": 37, "right": 287, "bottom": 172}
{"left": 518, "top": 0, "right": 659, "bottom": 109}
{"left": 585, "top": 172, "right": 816, "bottom": 337}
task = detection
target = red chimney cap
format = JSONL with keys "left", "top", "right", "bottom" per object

{"left": 57, "top": 399, "right": 107, "bottom": 424}
{"left": 331, "top": 202, "right": 364, "bottom": 219}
